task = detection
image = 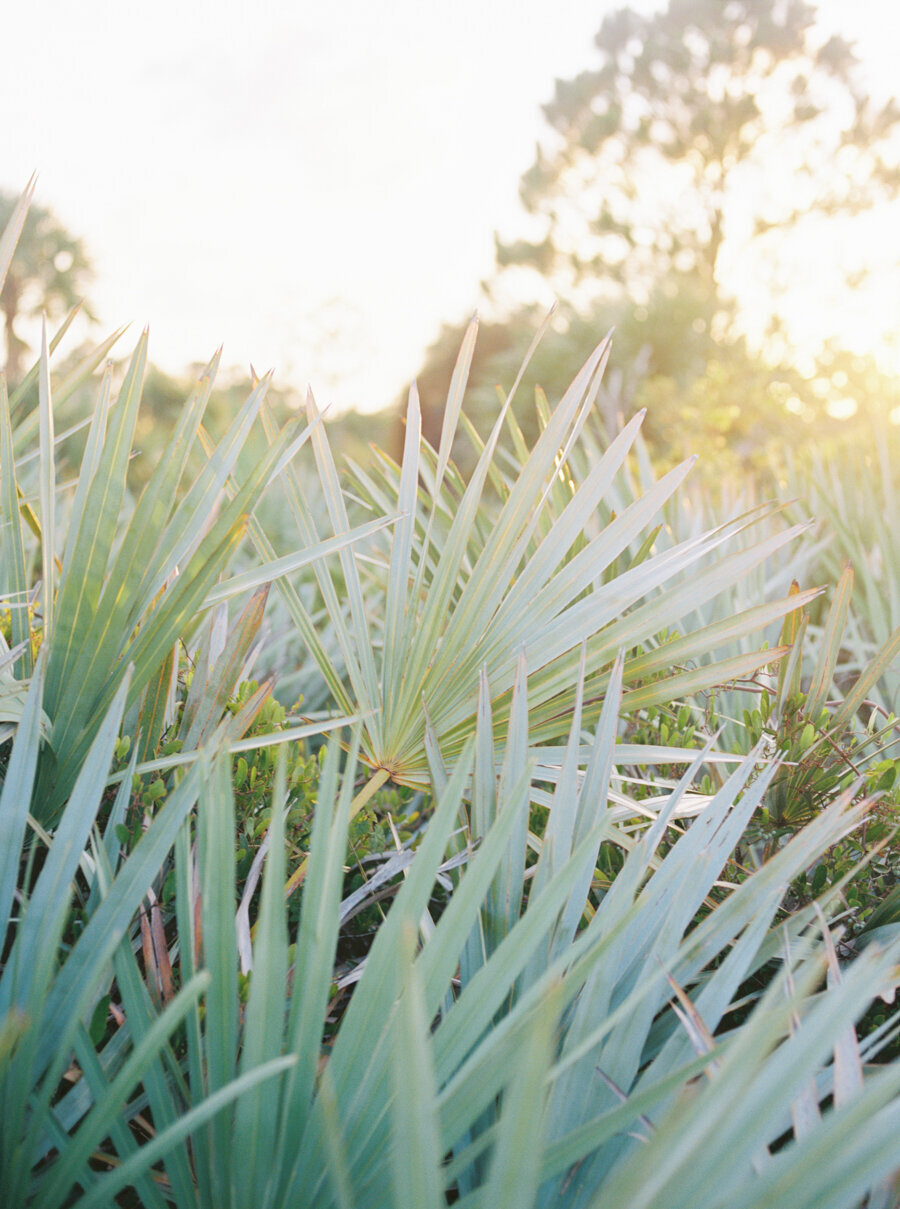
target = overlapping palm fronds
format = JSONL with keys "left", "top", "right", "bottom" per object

{"left": 254, "top": 314, "right": 821, "bottom": 801}
{"left": 3, "top": 178, "right": 900, "bottom": 1209}
{"left": 0, "top": 185, "right": 390, "bottom": 821}
{"left": 57, "top": 712, "right": 900, "bottom": 1208}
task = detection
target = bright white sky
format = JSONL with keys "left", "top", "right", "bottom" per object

{"left": 3, "top": 0, "right": 899, "bottom": 413}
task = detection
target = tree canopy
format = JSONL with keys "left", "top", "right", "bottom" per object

{"left": 411, "top": 0, "right": 900, "bottom": 471}
{"left": 495, "top": 0, "right": 899, "bottom": 327}
{"left": 0, "top": 190, "right": 94, "bottom": 383}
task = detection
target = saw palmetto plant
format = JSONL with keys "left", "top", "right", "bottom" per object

{"left": 3, "top": 178, "right": 900, "bottom": 1209}
{"left": 252, "top": 310, "right": 823, "bottom": 811}
{"left": 0, "top": 184, "right": 387, "bottom": 824}
{"left": 14, "top": 709, "right": 900, "bottom": 1208}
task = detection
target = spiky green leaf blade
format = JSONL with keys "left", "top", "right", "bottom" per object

{"left": 272, "top": 733, "right": 360, "bottom": 1206}
{"left": 434, "top": 312, "right": 478, "bottom": 494}
{"left": 307, "top": 388, "right": 381, "bottom": 727}
{"left": 382, "top": 384, "right": 421, "bottom": 726}
{"left": 109, "top": 712, "right": 364, "bottom": 785}
{"left": 101, "top": 853, "right": 199, "bottom": 1208}
{"left": 288, "top": 741, "right": 478, "bottom": 1205}
{"left": 1, "top": 673, "right": 131, "bottom": 1030}
{"left": 412, "top": 306, "right": 554, "bottom": 625}
{"left": 256, "top": 399, "right": 371, "bottom": 728}
{"left": 203, "top": 514, "right": 399, "bottom": 610}
{"left": 0, "top": 177, "right": 35, "bottom": 297}
{"left": 10, "top": 323, "right": 126, "bottom": 441}
{"left": 637, "top": 883, "right": 784, "bottom": 1095}
{"left": 466, "top": 667, "right": 500, "bottom": 975}
{"left": 523, "top": 1052, "right": 712, "bottom": 1191}
{"left": 831, "top": 622, "right": 900, "bottom": 733}
{"left": 0, "top": 375, "right": 31, "bottom": 674}
{"left": 0, "top": 652, "right": 44, "bottom": 934}
{"left": 197, "top": 752, "right": 240, "bottom": 1208}
{"left": 242, "top": 505, "right": 355, "bottom": 715}
{"left": 318, "top": 1064, "right": 357, "bottom": 1209}
{"left": 405, "top": 338, "right": 613, "bottom": 716}
{"left": 75, "top": 1061, "right": 296, "bottom": 1209}
{"left": 135, "top": 642, "right": 176, "bottom": 764}
{"left": 806, "top": 562, "right": 854, "bottom": 721}
{"left": 624, "top": 587, "right": 821, "bottom": 684}
{"left": 38, "top": 757, "right": 206, "bottom": 1085}
{"left": 58, "top": 363, "right": 113, "bottom": 582}
{"left": 182, "top": 586, "right": 268, "bottom": 749}
{"left": 303, "top": 758, "right": 565, "bottom": 1206}
{"left": 434, "top": 825, "right": 629, "bottom": 1138}
{"left": 526, "top": 646, "right": 587, "bottom": 911}
{"left": 541, "top": 756, "right": 777, "bottom": 1162}
{"left": 390, "top": 924, "right": 445, "bottom": 1209}
{"left": 405, "top": 515, "right": 808, "bottom": 779}
{"left": 599, "top": 944, "right": 899, "bottom": 1209}
{"left": 98, "top": 350, "right": 221, "bottom": 612}
{"left": 495, "top": 649, "right": 530, "bottom": 938}
{"left": 4, "top": 677, "right": 133, "bottom": 1195}
{"left": 722, "top": 1068, "right": 900, "bottom": 1209}
{"left": 554, "top": 649, "right": 624, "bottom": 950}
{"left": 36, "top": 972, "right": 211, "bottom": 1208}
{"left": 173, "top": 801, "right": 215, "bottom": 1208}
{"left": 817, "top": 909, "right": 865, "bottom": 1112}
{"left": 386, "top": 335, "right": 612, "bottom": 761}
{"left": 68, "top": 1024, "right": 171, "bottom": 1209}
{"left": 232, "top": 749, "right": 290, "bottom": 1207}
{"left": 44, "top": 330, "right": 148, "bottom": 717}
{"left": 45, "top": 368, "right": 280, "bottom": 778}
{"left": 478, "top": 981, "right": 560, "bottom": 1209}
{"left": 63, "top": 369, "right": 269, "bottom": 719}
{"left": 120, "top": 362, "right": 260, "bottom": 624}
{"left": 38, "top": 319, "right": 56, "bottom": 640}
{"left": 43, "top": 519, "right": 247, "bottom": 815}
{"left": 515, "top": 517, "right": 807, "bottom": 693}
{"left": 619, "top": 646, "right": 789, "bottom": 714}
{"left": 485, "top": 426, "right": 684, "bottom": 645}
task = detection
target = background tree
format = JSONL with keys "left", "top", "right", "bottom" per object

{"left": 0, "top": 189, "right": 94, "bottom": 383}
{"left": 497, "top": 0, "right": 899, "bottom": 324}
{"left": 410, "top": 0, "right": 900, "bottom": 470}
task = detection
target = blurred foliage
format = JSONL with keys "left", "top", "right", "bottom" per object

{"left": 409, "top": 296, "right": 899, "bottom": 484}
{"left": 127, "top": 362, "right": 402, "bottom": 496}
{"left": 408, "top": 0, "right": 900, "bottom": 478}
{"left": 0, "top": 188, "right": 94, "bottom": 384}
{"left": 783, "top": 417, "right": 900, "bottom": 711}
{"left": 498, "top": 0, "right": 899, "bottom": 305}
